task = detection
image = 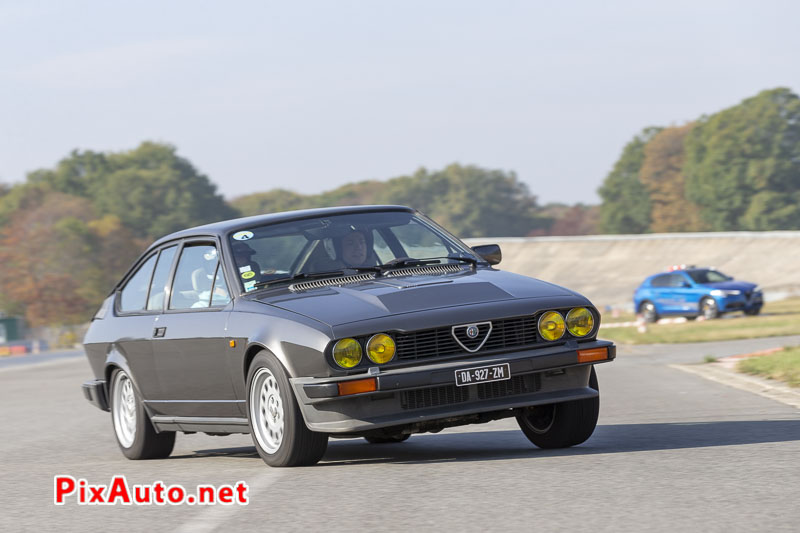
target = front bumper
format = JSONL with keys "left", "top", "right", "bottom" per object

{"left": 290, "top": 339, "right": 615, "bottom": 433}
{"left": 81, "top": 379, "right": 109, "bottom": 411}
{"left": 717, "top": 291, "right": 763, "bottom": 312}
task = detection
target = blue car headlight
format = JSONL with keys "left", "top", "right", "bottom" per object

{"left": 710, "top": 289, "right": 741, "bottom": 297}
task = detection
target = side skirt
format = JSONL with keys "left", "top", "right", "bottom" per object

{"left": 151, "top": 416, "right": 250, "bottom": 434}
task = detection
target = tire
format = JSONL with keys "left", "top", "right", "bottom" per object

{"left": 639, "top": 301, "right": 658, "bottom": 323}
{"left": 110, "top": 368, "right": 175, "bottom": 460}
{"left": 246, "top": 352, "right": 328, "bottom": 467}
{"left": 516, "top": 366, "right": 599, "bottom": 449}
{"left": 685, "top": 316, "right": 698, "bottom": 321}
{"left": 364, "top": 434, "right": 411, "bottom": 444}
{"left": 700, "top": 297, "right": 719, "bottom": 319}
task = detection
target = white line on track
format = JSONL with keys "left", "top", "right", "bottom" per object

{"left": 176, "top": 469, "right": 286, "bottom": 533}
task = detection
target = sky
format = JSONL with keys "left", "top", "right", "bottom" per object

{"left": 1, "top": 0, "right": 799, "bottom": 205}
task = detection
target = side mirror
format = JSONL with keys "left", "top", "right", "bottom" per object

{"left": 472, "top": 244, "right": 502, "bottom": 265}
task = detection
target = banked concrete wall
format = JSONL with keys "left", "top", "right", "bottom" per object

{"left": 464, "top": 232, "right": 800, "bottom": 309}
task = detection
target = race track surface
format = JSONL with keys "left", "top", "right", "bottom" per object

{"left": 2, "top": 337, "right": 799, "bottom": 532}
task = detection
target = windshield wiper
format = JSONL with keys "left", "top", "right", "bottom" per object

{"left": 378, "top": 257, "right": 440, "bottom": 270}
{"left": 253, "top": 270, "right": 347, "bottom": 289}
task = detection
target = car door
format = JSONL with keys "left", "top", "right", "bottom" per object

{"left": 668, "top": 273, "right": 694, "bottom": 313}
{"left": 113, "top": 250, "right": 169, "bottom": 401}
{"left": 150, "top": 239, "right": 238, "bottom": 418}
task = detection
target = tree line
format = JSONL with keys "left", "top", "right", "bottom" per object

{"left": 2, "top": 86, "right": 798, "bottom": 327}
{"left": 0, "top": 148, "right": 554, "bottom": 326}
{"left": 599, "top": 87, "right": 800, "bottom": 233}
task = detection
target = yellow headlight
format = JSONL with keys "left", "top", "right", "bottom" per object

{"left": 333, "top": 338, "right": 362, "bottom": 368}
{"left": 566, "top": 307, "right": 594, "bottom": 337}
{"left": 367, "top": 333, "right": 396, "bottom": 364}
{"left": 538, "top": 311, "right": 565, "bottom": 341}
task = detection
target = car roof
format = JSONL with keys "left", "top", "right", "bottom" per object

{"left": 149, "top": 204, "right": 416, "bottom": 248}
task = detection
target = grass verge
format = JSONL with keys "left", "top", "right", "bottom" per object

{"left": 737, "top": 346, "right": 800, "bottom": 387}
{"left": 599, "top": 298, "right": 800, "bottom": 344}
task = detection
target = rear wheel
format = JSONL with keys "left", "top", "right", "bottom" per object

{"left": 110, "top": 369, "right": 175, "bottom": 460}
{"left": 246, "top": 352, "right": 328, "bottom": 467}
{"left": 639, "top": 301, "right": 658, "bottom": 323}
{"left": 701, "top": 297, "right": 719, "bottom": 319}
{"left": 516, "top": 367, "right": 599, "bottom": 449}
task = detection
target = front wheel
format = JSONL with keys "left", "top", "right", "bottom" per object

{"left": 516, "top": 367, "right": 599, "bottom": 449}
{"left": 701, "top": 297, "right": 719, "bottom": 319}
{"left": 110, "top": 369, "right": 175, "bottom": 459}
{"left": 246, "top": 352, "right": 328, "bottom": 467}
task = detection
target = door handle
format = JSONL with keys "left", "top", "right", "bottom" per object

{"left": 153, "top": 327, "right": 167, "bottom": 338}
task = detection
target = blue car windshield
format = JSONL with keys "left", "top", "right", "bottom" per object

{"left": 686, "top": 269, "right": 732, "bottom": 284}
{"left": 227, "top": 211, "right": 476, "bottom": 290}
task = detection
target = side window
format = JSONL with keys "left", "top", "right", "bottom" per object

{"left": 651, "top": 275, "right": 670, "bottom": 288}
{"left": 146, "top": 246, "right": 177, "bottom": 311}
{"left": 119, "top": 254, "right": 158, "bottom": 312}
{"left": 669, "top": 274, "right": 688, "bottom": 288}
{"left": 210, "top": 265, "right": 231, "bottom": 307}
{"left": 169, "top": 244, "right": 219, "bottom": 310}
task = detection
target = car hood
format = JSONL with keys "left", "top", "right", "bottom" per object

{"left": 253, "top": 269, "right": 577, "bottom": 327}
{"left": 701, "top": 280, "right": 757, "bottom": 292}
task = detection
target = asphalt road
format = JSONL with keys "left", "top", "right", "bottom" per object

{"left": 2, "top": 337, "right": 800, "bottom": 532}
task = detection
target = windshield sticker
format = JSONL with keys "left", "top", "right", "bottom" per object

{"left": 239, "top": 265, "right": 252, "bottom": 273}
{"left": 233, "top": 231, "right": 254, "bottom": 241}
{"left": 243, "top": 280, "right": 256, "bottom": 291}
{"left": 241, "top": 271, "right": 255, "bottom": 280}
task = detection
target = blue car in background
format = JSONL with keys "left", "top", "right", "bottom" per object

{"left": 634, "top": 267, "right": 763, "bottom": 322}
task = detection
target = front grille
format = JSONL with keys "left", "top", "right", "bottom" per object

{"left": 400, "top": 384, "right": 469, "bottom": 410}
{"left": 395, "top": 315, "right": 538, "bottom": 360}
{"left": 476, "top": 374, "right": 540, "bottom": 400}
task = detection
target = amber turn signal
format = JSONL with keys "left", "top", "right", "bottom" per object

{"left": 338, "top": 377, "right": 377, "bottom": 396}
{"left": 577, "top": 347, "right": 608, "bottom": 363}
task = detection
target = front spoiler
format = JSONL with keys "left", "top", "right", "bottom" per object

{"left": 291, "top": 339, "right": 614, "bottom": 433}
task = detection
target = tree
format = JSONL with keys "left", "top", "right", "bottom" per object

{"left": 638, "top": 124, "right": 705, "bottom": 232}
{"left": 0, "top": 192, "right": 141, "bottom": 326}
{"left": 684, "top": 88, "right": 800, "bottom": 230}
{"left": 234, "top": 164, "right": 549, "bottom": 238}
{"left": 25, "top": 142, "right": 238, "bottom": 239}
{"left": 598, "top": 127, "right": 662, "bottom": 234}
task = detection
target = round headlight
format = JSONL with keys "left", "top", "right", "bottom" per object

{"left": 367, "top": 333, "right": 396, "bottom": 364}
{"left": 538, "top": 311, "right": 565, "bottom": 341}
{"left": 332, "top": 338, "right": 362, "bottom": 368}
{"left": 566, "top": 307, "right": 594, "bottom": 337}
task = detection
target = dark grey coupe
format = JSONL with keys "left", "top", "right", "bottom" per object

{"left": 82, "top": 205, "right": 615, "bottom": 466}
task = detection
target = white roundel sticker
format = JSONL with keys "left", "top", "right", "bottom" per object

{"left": 233, "top": 231, "right": 254, "bottom": 241}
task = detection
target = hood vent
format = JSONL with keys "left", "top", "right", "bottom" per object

{"left": 289, "top": 273, "right": 376, "bottom": 292}
{"left": 385, "top": 264, "right": 467, "bottom": 278}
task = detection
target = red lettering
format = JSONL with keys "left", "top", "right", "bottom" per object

{"left": 218, "top": 486, "right": 233, "bottom": 504}
{"left": 54, "top": 476, "right": 76, "bottom": 505}
{"left": 235, "top": 482, "right": 249, "bottom": 504}
{"left": 197, "top": 486, "right": 214, "bottom": 504}
{"left": 89, "top": 485, "right": 106, "bottom": 504}
{"left": 153, "top": 482, "right": 166, "bottom": 504}
{"left": 107, "top": 476, "right": 131, "bottom": 504}
{"left": 134, "top": 486, "right": 151, "bottom": 504}
{"left": 167, "top": 486, "right": 185, "bottom": 504}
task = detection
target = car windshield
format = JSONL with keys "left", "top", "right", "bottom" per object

{"left": 227, "top": 211, "right": 477, "bottom": 291}
{"left": 686, "top": 269, "right": 732, "bottom": 284}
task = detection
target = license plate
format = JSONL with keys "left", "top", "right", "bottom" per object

{"left": 454, "top": 363, "right": 510, "bottom": 387}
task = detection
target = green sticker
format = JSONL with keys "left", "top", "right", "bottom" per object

{"left": 241, "top": 271, "right": 255, "bottom": 279}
